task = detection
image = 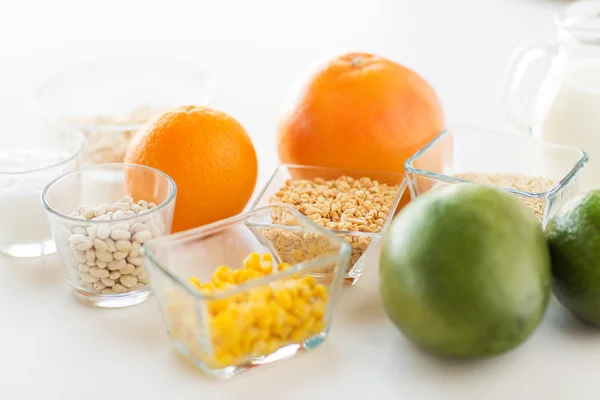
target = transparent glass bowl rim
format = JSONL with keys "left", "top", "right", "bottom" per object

{"left": 404, "top": 126, "right": 589, "bottom": 199}
{"left": 31, "top": 56, "right": 219, "bottom": 133}
{"left": 555, "top": 0, "right": 600, "bottom": 33}
{"left": 0, "top": 128, "right": 85, "bottom": 175}
{"left": 41, "top": 162, "right": 178, "bottom": 223}
{"left": 250, "top": 163, "right": 408, "bottom": 238}
{"left": 142, "top": 204, "right": 352, "bottom": 302}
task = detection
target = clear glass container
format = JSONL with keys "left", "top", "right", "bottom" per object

{"left": 0, "top": 126, "right": 84, "bottom": 258}
{"left": 32, "top": 56, "right": 218, "bottom": 165}
{"left": 42, "top": 163, "right": 177, "bottom": 308}
{"left": 405, "top": 126, "right": 589, "bottom": 228}
{"left": 142, "top": 205, "right": 350, "bottom": 379}
{"left": 249, "top": 165, "right": 407, "bottom": 286}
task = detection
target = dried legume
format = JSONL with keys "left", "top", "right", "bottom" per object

{"left": 65, "top": 195, "right": 164, "bottom": 294}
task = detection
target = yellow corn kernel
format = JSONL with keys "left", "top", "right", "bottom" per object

{"left": 213, "top": 266, "right": 235, "bottom": 283}
{"left": 266, "top": 339, "right": 282, "bottom": 354}
{"left": 243, "top": 252, "right": 262, "bottom": 271}
{"left": 312, "top": 284, "right": 328, "bottom": 301}
{"left": 262, "top": 253, "right": 272, "bottom": 262}
{"left": 256, "top": 312, "right": 273, "bottom": 329}
{"left": 252, "top": 340, "right": 268, "bottom": 356}
{"left": 214, "top": 351, "right": 235, "bottom": 366}
{"left": 277, "top": 262, "right": 291, "bottom": 271}
{"left": 252, "top": 301, "right": 270, "bottom": 318}
{"left": 297, "top": 282, "right": 312, "bottom": 300}
{"left": 257, "top": 328, "right": 271, "bottom": 341}
{"left": 303, "top": 275, "right": 317, "bottom": 289}
{"left": 290, "top": 327, "right": 309, "bottom": 343}
{"left": 189, "top": 276, "right": 202, "bottom": 289}
{"left": 249, "top": 288, "right": 269, "bottom": 305}
{"left": 284, "top": 313, "right": 300, "bottom": 327}
{"left": 234, "top": 268, "right": 249, "bottom": 284}
{"left": 271, "top": 306, "right": 287, "bottom": 326}
{"left": 274, "top": 289, "right": 293, "bottom": 309}
{"left": 291, "top": 302, "right": 311, "bottom": 320}
{"left": 300, "top": 315, "right": 317, "bottom": 333}
{"left": 312, "top": 321, "right": 326, "bottom": 334}
{"left": 311, "top": 300, "right": 326, "bottom": 319}
{"left": 246, "top": 269, "right": 264, "bottom": 280}
{"left": 236, "top": 306, "right": 256, "bottom": 327}
{"left": 284, "top": 279, "right": 299, "bottom": 295}
{"left": 272, "top": 324, "right": 293, "bottom": 340}
{"left": 261, "top": 260, "right": 274, "bottom": 274}
{"left": 208, "top": 298, "right": 230, "bottom": 315}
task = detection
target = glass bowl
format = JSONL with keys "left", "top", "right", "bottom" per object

{"left": 142, "top": 204, "right": 351, "bottom": 379}
{"left": 249, "top": 164, "right": 407, "bottom": 286}
{"left": 32, "top": 56, "right": 218, "bottom": 165}
{"left": 405, "top": 126, "right": 588, "bottom": 228}
{"left": 42, "top": 163, "right": 177, "bottom": 308}
{"left": 0, "top": 126, "right": 84, "bottom": 258}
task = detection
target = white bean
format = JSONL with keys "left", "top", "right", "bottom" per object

{"left": 111, "top": 230, "right": 131, "bottom": 241}
{"left": 93, "top": 281, "right": 106, "bottom": 291}
{"left": 116, "top": 240, "right": 132, "bottom": 252}
{"left": 111, "top": 222, "right": 130, "bottom": 231}
{"left": 120, "top": 275, "right": 138, "bottom": 288}
{"left": 69, "top": 211, "right": 80, "bottom": 217}
{"left": 113, "top": 251, "right": 128, "bottom": 260}
{"left": 82, "top": 208, "right": 96, "bottom": 219}
{"left": 94, "top": 205, "right": 108, "bottom": 217}
{"left": 78, "top": 264, "right": 90, "bottom": 273}
{"left": 130, "top": 223, "right": 148, "bottom": 234}
{"left": 138, "top": 272, "right": 150, "bottom": 284}
{"left": 132, "top": 230, "right": 152, "bottom": 243}
{"left": 93, "top": 239, "right": 107, "bottom": 252}
{"left": 127, "top": 256, "right": 144, "bottom": 266}
{"left": 148, "top": 202, "right": 157, "bottom": 209}
{"left": 81, "top": 273, "right": 99, "bottom": 283}
{"left": 112, "top": 210, "right": 125, "bottom": 220}
{"left": 97, "top": 226, "right": 111, "bottom": 240}
{"left": 96, "top": 260, "right": 107, "bottom": 269}
{"left": 85, "top": 249, "right": 95, "bottom": 262}
{"left": 131, "top": 265, "right": 144, "bottom": 276}
{"left": 129, "top": 242, "right": 141, "bottom": 258}
{"left": 119, "top": 195, "right": 134, "bottom": 205}
{"left": 86, "top": 260, "right": 96, "bottom": 267}
{"left": 89, "top": 267, "right": 110, "bottom": 279}
{"left": 132, "top": 282, "right": 146, "bottom": 290}
{"left": 96, "top": 251, "right": 113, "bottom": 263}
{"left": 106, "top": 238, "right": 117, "bottom": 252}
{"left": 86, "top": 226, "right": 97, "bottom": 240}
{"left": 125, "top": 210, "right": 136, "bottom": 217}
{"left": 120, "top": 263, "right": 135, "bottom": 275}
{"left": 131, "top": 204, "right": 143, "bottom": 214}
{"left": 112, "top": 283, "right": 127, "bottom": 293}
{"left": 147, "top": 220, "right": 162, "bottom": 238}
{"left": 138, "top": 200, "right": 148, "bottom": 210}
{"left": 77, "top": 239, "right": 93, "bottom": 251}
{"left": 101, "top": 278, "right": 115, "bottom": 287}
{"left": 68, "top": 234, "right": 85, "bottom": 243}
{"left": 109, "top": 271, "right": 121, "bottom": 280}
{"left": 71, "top": 226, "right": 87, "bottom": 236}
{"left": 102, "top": 288, "right": 115, "bottom": 295}
{"left": 108, "top": 259, "right": 126, "bottom": 271}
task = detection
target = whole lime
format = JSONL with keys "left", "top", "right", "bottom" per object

{"left": 545, "top": 190, "right": 600, "bottom": 326}
{"left": 379, "top": 183, "right": 551, "bottom": 358}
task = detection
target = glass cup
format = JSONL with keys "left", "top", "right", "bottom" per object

{"left": 249, "top": 165, "right": 407, "bottom": 286}
{"left": 0, "top": 126, "right": 84, "bottom": 258}
{"left": 42, "top": 163, "right": 177, "bottom": 308}
{"left": 32, "top": 56, "right": 218, "bottom": 165}
{"left": 143, "top": 204, "right": 351, "bottom": 379}
{"left": 404, "top": 126, "right": 589, "bottom": 228}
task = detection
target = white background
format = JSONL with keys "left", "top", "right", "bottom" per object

{"left": 2, "top": 0, "right": 598, "bottom": 399}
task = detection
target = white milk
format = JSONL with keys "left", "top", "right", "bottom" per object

{"left": 532, "top": 61, "right": 600, "bottom": 192}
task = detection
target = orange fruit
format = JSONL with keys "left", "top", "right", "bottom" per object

{"left": 276, "top": 51, "right": 444, "bottom": 177}
{"left": 124, "top": 106, "right": 258, "bottom": 233}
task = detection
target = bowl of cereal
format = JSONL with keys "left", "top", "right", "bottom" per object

{"left": 32, "top": 56, "right": 218, "bottom": 165}
{"left": 249, "top": 164, "right": 407, "bottom": 286}
{"left": 142, "top": 204, "right": 350, "bottom": 379}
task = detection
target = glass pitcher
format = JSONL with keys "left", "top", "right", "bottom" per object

{"left": 505, "top": 0, "right": 600, "bottom": 192}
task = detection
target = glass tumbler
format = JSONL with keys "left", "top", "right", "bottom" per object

{"left": 42, "top": 163, "right": 177, "bottom": 308}
{"left": 0, "top": 126, "right": 84, "bottom": 258}
{"left": 143, "top": 205, "right": 351, "bottom": 379}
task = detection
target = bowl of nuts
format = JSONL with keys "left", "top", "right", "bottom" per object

{"left": 42, "top": 163, "right": 177, "bottom": 308}
{"left": 249, "top": 164, "right": 407, "bottom": 286}
{"left": 142, "top": 204, "right": 350, "bottom": 379}
{"left": 32, "top": 56, "right": 218, "bottom": 166}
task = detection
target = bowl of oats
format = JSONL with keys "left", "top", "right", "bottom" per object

{"left": 31, "top": 56, "right": 218, "bottom": 166}
{"left": 249, "top": 164, "right": 407, "bottom": 286}
{"left": 404, "top": 126, "right": 588, "bottom": 228}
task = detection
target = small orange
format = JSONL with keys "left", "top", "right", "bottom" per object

{"left": 124, "top": 106, "right": 258, "bottom": 233}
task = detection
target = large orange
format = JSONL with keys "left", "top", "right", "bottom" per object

{"left": 124, "top": 106, "right": 258, "bottom": 233}
{"left": 276, "top": 52, "right": 444, "bottom": 177}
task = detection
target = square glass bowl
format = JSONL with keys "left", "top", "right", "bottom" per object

{"left": 142, "top": 205, "right": 351, "bottom": 379}
{"left": 405, "top": 126, "right": 588, "bottom": 228}
{"left": 249, "top": 165, "right": 407, "bottom": 286}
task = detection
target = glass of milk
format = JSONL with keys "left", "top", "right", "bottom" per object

{"left": 0, "top": 127, "right": 84, "bottom": 257}
{"left": 505, "top": 0, "right": 600, "bottom": 193}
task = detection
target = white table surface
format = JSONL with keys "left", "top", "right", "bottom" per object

{"left": 3, "top": 0, "right": 598, "bottom": 399}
